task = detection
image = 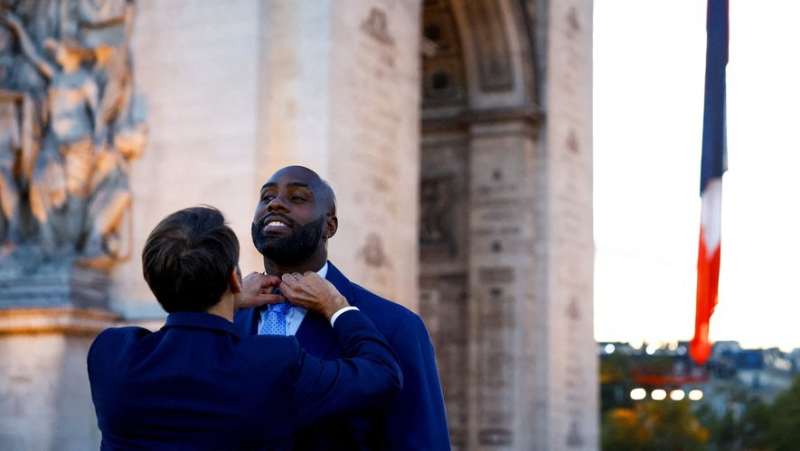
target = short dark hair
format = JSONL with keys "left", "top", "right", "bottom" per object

{"left": 142, "top": 206, "right": 239, "bottom": 313}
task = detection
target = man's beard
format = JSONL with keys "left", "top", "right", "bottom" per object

{"left": 251, "top": 214, "right": 326, "bottom": 267}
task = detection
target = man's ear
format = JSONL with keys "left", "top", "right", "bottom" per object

{"left": 228, "top": 266, "right": 242, "bottom": 294}
{"left": 324, "top": 215, "right": 338, "bottom": 241}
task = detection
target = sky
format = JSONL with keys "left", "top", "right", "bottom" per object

{"left": 593, "top": 0, "right": 800, "bottom": 351}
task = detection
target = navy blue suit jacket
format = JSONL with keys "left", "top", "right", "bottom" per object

{"left": 88, "top": 310, "right": 402, "bottom": 450}
{"left": 235, "top": 262, "right": 451, "bottom": 450}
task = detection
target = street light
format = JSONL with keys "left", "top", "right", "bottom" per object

{"left": 670, "top": 390, "right": 686, "bottom": 401}
{"left": 630, "top": 388, "right": 647, "bottom": 401}
{"left": 651, "top": 389, "right": 667, "bottom": 401}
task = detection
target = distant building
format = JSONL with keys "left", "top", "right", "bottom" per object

{"left": 600, "top": 340, "right": 798, "bottom": 406}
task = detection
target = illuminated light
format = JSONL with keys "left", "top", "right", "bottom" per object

{"left": 670, "top": 390, "right": 686, "bottom": 401}
{"left": 688, "top": 390, "right": 704, "bottom": 401}
{"left": 676, "top": 346, "right": 687, "bottom": 355}
{"left": 646, "top": 344, "right": 658, "bottom": 355}
{"left": 605, "top": 344, "right": 615, "bottom": 354}
{"left": 630, "top": 388, "right": 647, "bottom": 401}
{"left": 651, "top": 389, "right": 667, "bottom": 401}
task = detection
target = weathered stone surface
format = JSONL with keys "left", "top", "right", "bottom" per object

{"left": 420, "top": 0, "right": 596, "bottom": 449}
{"left": 0, "top": 257, "right": 111, "bottom": 310}
{"left": 0, "top": 1, "right": 597, "bottom": 450}
{"left": 0, "top": 309, "right": 116, "bottom": 451}
{"left": 252, "top": 0, "right": 422, "bottom": 309}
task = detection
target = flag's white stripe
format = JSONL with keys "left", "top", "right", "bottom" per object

{"left": 700, "top": 178, "right": 723, "bottom": 255}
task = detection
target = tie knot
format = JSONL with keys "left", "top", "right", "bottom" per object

{"left": 271, "top": 302, "right": 291, "bottom": 315}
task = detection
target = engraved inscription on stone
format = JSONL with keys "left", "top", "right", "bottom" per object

{"left": 565, "top": 293, "right": 589, "bottom": 447}
{"left": 567, "top": 5, "right": 582, "bottom": 35}
{"left": 361, "top": 7, "right": 394, "bottom": 46}
{"left": 567, "top": 421, "right": 585, "bottom": 447}
{"left": 351, "top": 21, "right": 400, "bottom": 215}
{"left": 477, "top": 267, "right": 516, "bottom": 443}
{"left": 551, "top": 9, "right": 593, "bottom": 445}
{"left": 349, "top": 6, "right": 405, "bottom": 295}
{"left": 418, "top": 277, "right": 469, "bottom": 448}
{"left": 479, "top": 428, "right": 513, "bottom": 446}
{"left": 567, "top": 128, "right": 579, "bottom": 153}
{"left": 357, "top": 232, "right": 390, "bottom": 268}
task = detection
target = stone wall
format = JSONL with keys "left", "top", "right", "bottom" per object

{"left": 116, "top": 0, "right": 421, "bottom": 317}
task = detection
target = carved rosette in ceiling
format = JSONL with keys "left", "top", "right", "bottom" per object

{"left": 462, "top": 0, "right": 514, "bottom": 92}
{"left": 421, "top": 0, "right": 467, "bottom": 106}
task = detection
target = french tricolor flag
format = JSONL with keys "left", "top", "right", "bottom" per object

{"left": 690, "top": 0, "right": 728, "bottom": 366}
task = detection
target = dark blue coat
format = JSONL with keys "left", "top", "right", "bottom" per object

{"left": 88, "top": 310, "right": 401, "bottom": 450}
{"left": 235, "top": 262, "right": 451, "bottom": 450}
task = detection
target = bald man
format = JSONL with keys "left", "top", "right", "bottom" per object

{"left": 237, "top": 166, "right": 450, "bottom": 450}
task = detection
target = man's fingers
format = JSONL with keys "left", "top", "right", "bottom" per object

{"left": 244, "top": 272, "right": 280, "bottom": 290}
{"left": 279, "top": 281, "right": 297, "bottom": 300}
{"left": 262, "top": 293, "right": 285, "bottom": 305}
{"left": 263, "top": 274, "right": 282, "bottom": 286}
{"left": 281, "top": 272, "right": 298, "bottom": 287}
{"left": 243, "top": 292, "right": 286, "bottom": 309}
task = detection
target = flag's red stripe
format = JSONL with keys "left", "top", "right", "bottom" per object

{"left": 690, "top": 226, "right": 721, "bottom": 365}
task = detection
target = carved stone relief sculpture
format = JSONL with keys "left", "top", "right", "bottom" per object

{"left": 0, "top": 0, "right": 145, "bottom": 307}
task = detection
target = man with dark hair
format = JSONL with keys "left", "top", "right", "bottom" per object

{"left": 237, "top": 166, "right": 451, "bottom": 450}
{"left": 87, "top": 206, "right": 402, "bottom": 450}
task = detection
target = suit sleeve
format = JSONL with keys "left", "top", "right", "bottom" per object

{"left": 291, "top": 310, "right": 403, "bottom": 429}
{"left": 381, "top": 313, "right": 451, "bottom": 450}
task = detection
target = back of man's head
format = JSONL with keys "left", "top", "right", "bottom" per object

{"left": 142, "top": 206, "right": 239, "bottom": 313}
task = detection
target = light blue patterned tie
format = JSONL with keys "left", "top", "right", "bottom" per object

{"left": 259, "top": 302, "right": 291, "bottom": 335}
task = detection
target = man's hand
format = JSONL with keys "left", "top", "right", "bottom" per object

{"left": 279, "top": 272, "right": 349, "bottom": 320}
{"left": 238, "top": 272, "right": 284, "bottom": 310}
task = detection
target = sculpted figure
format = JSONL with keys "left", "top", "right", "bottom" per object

{"left": 0, "top": 24, "right": 22, "bottom": 249}
{"left": 82, "top": 1, "right": 146, "bottom": 266}
{"left": 5, "top": 11, "right": 96, "bottom": 249}
{"left": 0, "top": 2, "right": 144, "bottom": 266}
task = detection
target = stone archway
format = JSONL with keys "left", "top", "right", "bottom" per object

{"left": 418, "top": 1, "right": 597, "bottom": 449}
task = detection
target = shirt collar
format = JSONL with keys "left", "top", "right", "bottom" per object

{"left": 317, "top": 262, "right": 329, "bottom": 279}
{"left": 264, "top": 261, "right": 329, "bottom": 279}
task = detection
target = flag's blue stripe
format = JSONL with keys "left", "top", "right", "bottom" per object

{"left": 700, "top": 0, "right": 728, "bottom": 194}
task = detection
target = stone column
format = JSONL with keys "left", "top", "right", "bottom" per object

{"left": 466, "top": 120, "right": 539, "bottom": 449}
{"left": 0, "top": 309, "right": 116, "bottom": 450}
{"left": 528, "top": 1, "right": 597, "bottom": 449}
{"left": 115, "top": 0, "right": 267, "bottom": 318}
{"left": 458, "top": 0, "right": 596, "bottom": 449}
{"left": 255, "top": 0, "right": 422, "bottom": 309}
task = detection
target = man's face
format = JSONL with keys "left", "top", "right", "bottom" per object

{"left": 251, "top": 168, "right": 330, "bottom": 266}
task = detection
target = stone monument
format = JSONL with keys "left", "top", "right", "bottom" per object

{"left": 0, "top": 1, "right": 145, "bottom": 448}
{"left": 419, "top": 0, "right": 597, "bottom": 449}
{"left": 0, "top": 1, "right": 597, "bottom": 449}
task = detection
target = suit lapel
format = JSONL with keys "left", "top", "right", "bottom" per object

{"left": 294, "top": 262, "right": 353, "bottom": 358}
{"left": 326, "top": 262, "right": 357, "bottom": 306}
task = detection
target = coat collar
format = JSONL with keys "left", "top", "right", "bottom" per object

{"left": 164, "top": 312, "right": 242, "bottom": 340}
{"left": 324, "top": 262, "right": 357, "bottom": 306}
{"left": 293, "top": 261, "right": 352, "bottom": 357}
